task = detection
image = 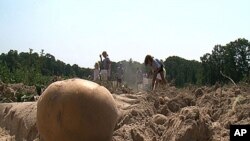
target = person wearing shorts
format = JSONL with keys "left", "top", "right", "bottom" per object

{"left": 144, "top": 55, "right": 166, "bottom": 90}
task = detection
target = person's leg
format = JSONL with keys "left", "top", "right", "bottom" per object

{"left": 107, "top": 69, "right": 111, "bottom": 81}
{"left": 156, "top": 80, "right": 158, "bottom": 89}
{"left": 100, "top": 70, "right": 103, "bottom": 81}
{"left": 152, "top": 73, "right": 157, "bottom": 90}
{"left": 160, "top": 71, "right": 166, "bottom": 84}
{"left": 117, "top": 79, "right": 121, "bottom": 88}
{"left": 102, "top": 70, "right": 108, "bottom": 81}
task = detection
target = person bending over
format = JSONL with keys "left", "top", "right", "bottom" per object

{"left": 144, "top": 55, "right": 166, "bottom": 90}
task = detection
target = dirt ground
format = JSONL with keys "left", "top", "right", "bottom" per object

{"left": 0, "top": 83, "right": 250, "bottom": 141}
{"left": 0, "top": 127, "right": 14, "bottom": 140}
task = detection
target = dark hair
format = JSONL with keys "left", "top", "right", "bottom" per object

{"left": 144, "top": 55, "right": 153, "bottom": 66}
{"left": 102, "top": 51, "right": 108, "bottom": 56}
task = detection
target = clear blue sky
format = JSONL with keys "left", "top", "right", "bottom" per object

{"left": 0, "top": 0, "right": 249, "bottom": 68}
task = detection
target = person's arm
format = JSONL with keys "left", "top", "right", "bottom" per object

{"left": 99, "top": 54, "right": 102, "bottom": 62}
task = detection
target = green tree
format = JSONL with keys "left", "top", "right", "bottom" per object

{"left": 201, "top": 38, "right": 250, "bottom": 84}
{"left": 164, "top": 56, "right": 202, "bottom": 87}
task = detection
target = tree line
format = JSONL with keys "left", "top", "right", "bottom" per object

{"left": 164, "top": 56, "right": 202, "bottom": 87}
{"left": 0, "top": 49, "right": 92, "bottom": 86}
{"left": 0, "top": 38, "right": 249, "bottom": 87}
{"left": 164, "top": 38, "right": 250, "bottom": 86}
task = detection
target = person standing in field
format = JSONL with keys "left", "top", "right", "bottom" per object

{"left": 144, "top": 55, "right": 166, "bottom": 90}
{"left": 136, "top": 68, "right": 143, "bottom": 90}
{"left": 116, "top": 62, "right": 124, "bottom": 87}
{"left": 100, "top": 51, "right": 111, "bottom": 81}
{"left": 93, "top": 62, "right": 100, "bottom": 81}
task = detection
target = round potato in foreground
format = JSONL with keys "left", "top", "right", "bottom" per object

{"left": 37, "top": 78, "right": 118, "bottom": 141}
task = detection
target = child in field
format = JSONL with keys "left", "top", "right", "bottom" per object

{"left": 136, "top": 68, "right": 143, "bottom": 90}
{"left": 93, "top": 62, "right": 100, "bottom": 81}
{"left": 144, "top": 55, "right": 166, "bottom": 90}
{"left": 116, "top": 63, "right": 124, "bottom": 87}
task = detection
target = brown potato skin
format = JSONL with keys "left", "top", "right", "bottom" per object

{"left": 37, "top": 78, "right": 118, "bottom": 141}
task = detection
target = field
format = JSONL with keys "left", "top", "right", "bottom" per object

{"left": 0, "top": 82, "right": 250, "bottom": 141}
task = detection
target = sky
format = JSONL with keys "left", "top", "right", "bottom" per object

{"left": 0, "top": 0, "right": 249, "bottom": 68}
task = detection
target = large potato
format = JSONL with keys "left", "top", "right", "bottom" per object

{"left": 37, "top": 78, "right": 118, "bottom": 141}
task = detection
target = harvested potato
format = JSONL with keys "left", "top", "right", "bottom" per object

{"left": 37, "top": 78, "right": 118, "bottom": 141}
